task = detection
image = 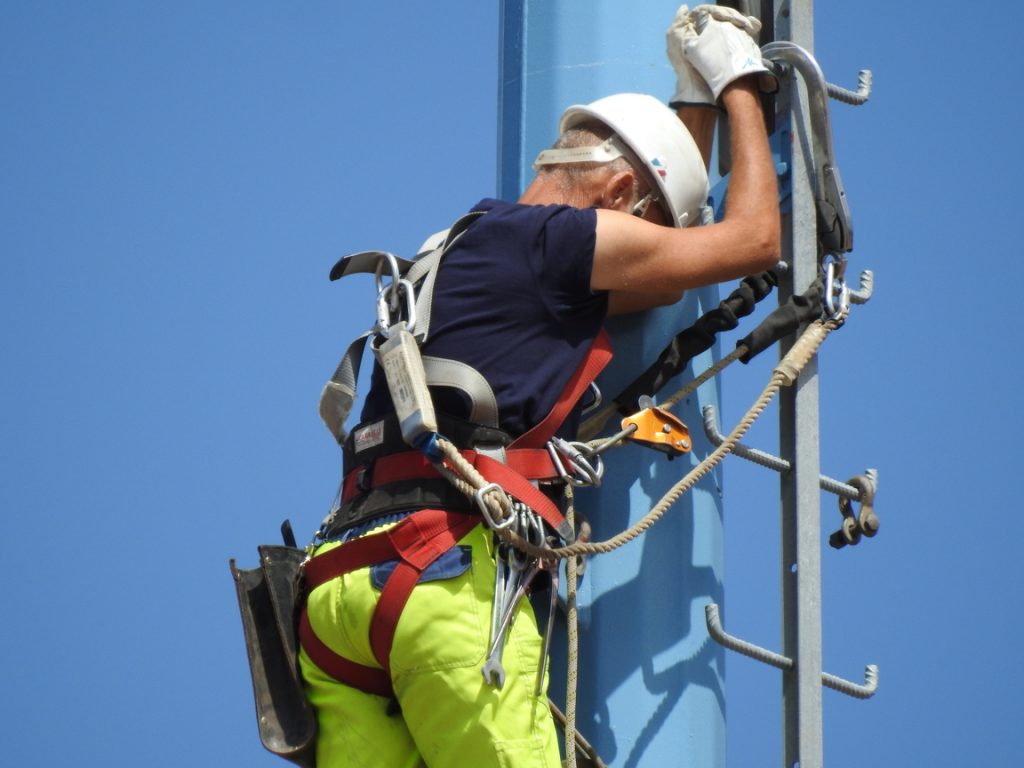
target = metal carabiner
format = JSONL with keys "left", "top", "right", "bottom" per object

{"left": 374, "top": 253, "right": 401, "bottom": 337}
{"left": 373, "top": 254, "right": 418, "bottom": 337}
{"left": 522, "top": 505, "right": 546, "bottom": 548}
{"left": 375, "top": 289, "right": 393, "bottom": 338}
{"left": 374, "top": 252, "right": 402, "bottom": 305}
{"left": 582, "top": 381, "right": 602, "bottom": 415}
{"left": 547, "top": 437, "right": 604, "bottom": 487}
{"left": 394, "top": 278, "right": 417, "bottom": 333}
{"left": 824, "top": 255, "right": 850, "bottom": 321}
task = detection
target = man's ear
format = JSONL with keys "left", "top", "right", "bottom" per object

{"left": 599, "top": 170, "right": 636, "bottom": 213}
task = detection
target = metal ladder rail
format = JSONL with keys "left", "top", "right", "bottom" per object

{"left": 705, "top": 4, "right": 878, "bottom": 768}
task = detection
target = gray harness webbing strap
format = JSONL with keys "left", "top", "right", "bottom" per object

{"left": 319, "top": 331, "right": 372, "bottom": 444}
{"left": 406, "top": 247, "right": 444, "bottom": 343}
{"left": 319, "top": 211, "right": 487, "bottom": 445}
{"left": 421, "top": 356, "right": 500, "bottom": 427}
{"left": 406, "top": 211, "right": 484, "bottom": 343}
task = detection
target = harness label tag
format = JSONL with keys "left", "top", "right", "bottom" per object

{"left": 354, "top": 420, "right": 385, "bottom": 454}
{"left": 373, "top": 325, "right": 438, "bottom": 447}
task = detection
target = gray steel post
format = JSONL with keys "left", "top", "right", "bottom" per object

{"left": 775, "top": 1, "right": 824, "bottom": 767}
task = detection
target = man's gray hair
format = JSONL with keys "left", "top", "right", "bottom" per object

{"left": 541, "top": 120, "right": 653, "bottom": 200}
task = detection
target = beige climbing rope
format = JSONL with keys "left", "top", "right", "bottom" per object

{"left": 563, "top": 487, "right": 580, "bottom": 768}
{"left": 437, "top": 318, "right": 840, "bottom": 561}
{"left": 578, "top": 344, "right": 748, "bottom": 442}
{"left": 432, "top": 316, "right": 841, "bottom": 765}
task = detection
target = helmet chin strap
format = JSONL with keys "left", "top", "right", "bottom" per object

{"left": 533, "top": 135, "right": 659, "bottom": 218}
{"left": 631, "top": 191, "right": 660, "bottom": 218}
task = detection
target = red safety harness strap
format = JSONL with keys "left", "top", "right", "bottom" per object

{"left": 368, "top": 510, "right": 479, "bottom": 671}
{"left": 511, "top": 329, "right": 613, "bottom": 450}
{"left": 342, "top": 448, "right": 566, "bottom": 534}
{"left": 299, "top": 509, "right": 480, "bottom": 698}
{"left": 298, "top": 611, "right": 393, "bottom": 698}
{"left": 304, "top": 531, "right": 401, "bottom": 589}
{"left": 341, "top": 448, "right": 558, "bottom": 503}
{"left": 339, "top": 329, "right": 613, "bottom": 541}
{"left": 470, "top": 453, "right": 572, "bottom": 540}
{"left": 303, "top": 331, "right": 614, "bottom": 696}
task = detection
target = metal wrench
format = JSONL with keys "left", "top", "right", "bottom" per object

{"left": 481, "top": 628, "right": 510, "bottom": 688}
{"left": 535, "top": 558, "right": 560, "bottom": 695}
{"left": 481, "top": 558, "right": 544, "bottom": 688}
{"left": 498, "top": 547, "right": 528, "bottom": 626}
{"left": 490, "top": 547, "right": 508, "bottom": 644}
{"left": 483, "top": 547, "right": 523, "bottom": 689}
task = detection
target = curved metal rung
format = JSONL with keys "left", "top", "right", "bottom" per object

{"left": 762, "top": 41, "right": 854, "bottom": 254}
{"left": 827, "top": 69, "right": 873, "bottom": 107}
{"left": 848, "top": 268, "right": 874, "bottom": 305}
{"left": 701, "top": 405, "right": 876, "bottom": 501}
{"left": 762, "top": 42, "right": 837, "bottom": 175}
{"left": 705, "top": 604, "right": 878, "bottom": 700}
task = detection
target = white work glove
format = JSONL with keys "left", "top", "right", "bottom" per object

{"left": 677, "top": 4, "right": 775, "bottom": 101}
{"left": 692, "top": 3, "right": 762, "bottom": 37}
{"left": 666, "top": 5, "right": 715, "bottom": 108}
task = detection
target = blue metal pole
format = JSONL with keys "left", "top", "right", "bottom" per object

{"left": 499, "top": 3, "right": 726, "bottom": 766}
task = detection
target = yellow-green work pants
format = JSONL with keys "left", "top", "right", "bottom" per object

{"left": 299, "top": 520, "right": 561, "bottom": 768}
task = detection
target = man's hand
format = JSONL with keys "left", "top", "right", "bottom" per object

{"left": 678, "top": 4, "right": 774, "bottom": 102}
{"left": 666, "top": 5, "right": 715, "bottom": 108}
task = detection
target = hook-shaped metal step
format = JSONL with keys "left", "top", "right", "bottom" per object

{"left": 705, "top": 604, "right": 878, "bottom": 699}
{"left": 701, "top": 405, "right": 876, "bottom": 501}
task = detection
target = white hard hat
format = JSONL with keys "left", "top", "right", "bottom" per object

{"left": 533, "top": 93, "right": 709, "bottom": 228}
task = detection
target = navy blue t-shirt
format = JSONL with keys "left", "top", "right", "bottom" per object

{"left": 361, "top": 199, "right": 608, "bottom": 438}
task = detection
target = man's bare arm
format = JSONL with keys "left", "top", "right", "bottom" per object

{"left": 678, "top": 105, "right": 717, "bottom": 171}
{"left": 591, "top": 79, "right": 779, "bottom": 295}
{"left": 603, "top": 103, "right": 720, "bottom": 315}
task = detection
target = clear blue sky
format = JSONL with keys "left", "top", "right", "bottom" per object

{"left": 2, "top": 2, "right": 1020, "bottom": 766}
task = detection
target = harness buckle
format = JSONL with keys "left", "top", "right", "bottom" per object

{"left": 356, "top": 464, "right": 373, "bottom": 493}
{"left": 475, "top": 482, "right": 514, "bottom": 530}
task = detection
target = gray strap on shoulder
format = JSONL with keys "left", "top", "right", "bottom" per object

{"left": 408, "top": 211, "right": 485, "bottom": 343}
{"left": 319, "top": 211, "right": 486, "bottom": 443}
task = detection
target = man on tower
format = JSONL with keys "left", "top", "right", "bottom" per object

{"left": 300, "top": 5, "right": 779, "bottom": 766}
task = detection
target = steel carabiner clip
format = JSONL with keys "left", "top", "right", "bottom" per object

{"left": 374, "top": 253, "right": 418, "bottom": 338}
{"left": 547, "top": 436, "right": 604, "bottom": 487}
{"left": 824, "top": 255, "right": 850, "bottom": 321}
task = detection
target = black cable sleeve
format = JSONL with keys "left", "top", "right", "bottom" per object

{"left": 612, "top": 269, "right": 780, "bottom": 415}
{"left": 736, "top": 274, "right": 825, "bottom": 363}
